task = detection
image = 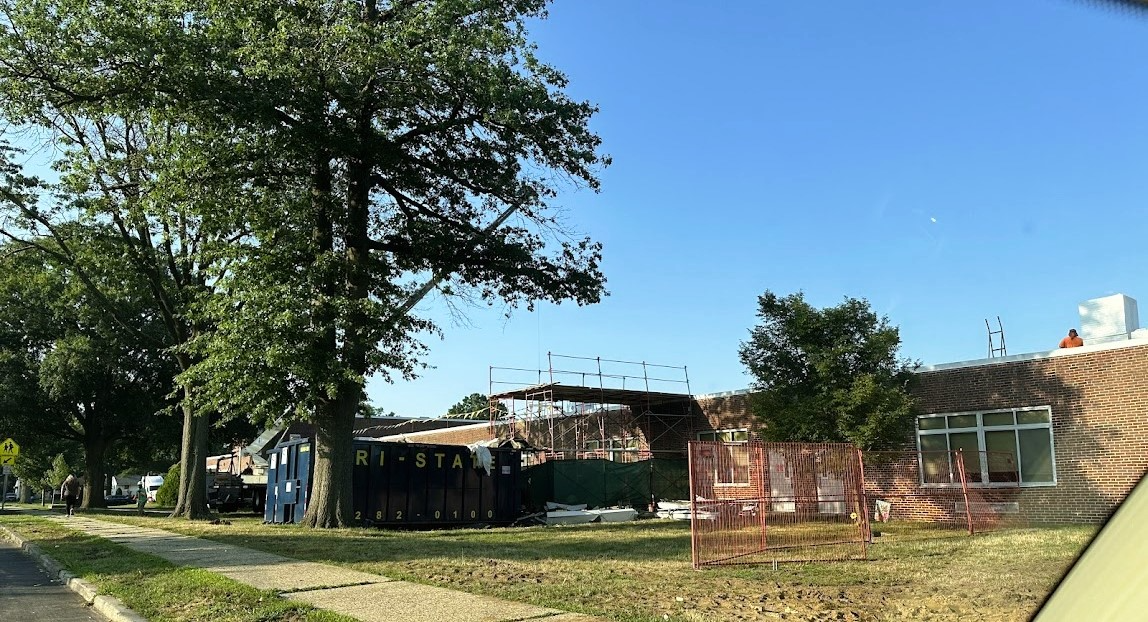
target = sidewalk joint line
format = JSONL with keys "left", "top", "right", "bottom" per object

{"left": 279, "top": 579, "right": 386, "bottom": 594}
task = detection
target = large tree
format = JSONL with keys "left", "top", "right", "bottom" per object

{"left": 181, "top": 0, "right": 608, "bottom": 528}
{"left": 0, "top": 0, "right": 608, "bottom": 527}
{"left": 738, "top": 291, "right": 918, "bottom": 451}
{"left": 0, "top": 0, "right": 266, "bottom": 517}
{"left": 0, "top": 235, "right": 176, "bottom": 508}
{"left": 0, "top": 125, "right": 239, "bottom": 518}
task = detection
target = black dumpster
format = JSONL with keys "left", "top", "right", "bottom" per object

{"left": 266, "top": 437, "right": 522, "bottom": 527}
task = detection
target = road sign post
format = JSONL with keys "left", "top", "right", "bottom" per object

{"left": 0, "top": 438, "right": 18, "bottom": 461}
{"left": 0, "top": 438, "right": 20, "bottom": 510}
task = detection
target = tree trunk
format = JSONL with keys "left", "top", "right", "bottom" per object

{"left": 171, "top": 388, "right": 211, "bottom": 518}
{"left": 301, "top": 393, "right": 356, "bottom": 528}
{"left": 298, "top": 145, "right": 352, "bottom": 529}
{"left": 81, "top": 407, "right": 108, "bottom": 509}
{"left": 300, "top": 146, "right": 371, "bottom": 528}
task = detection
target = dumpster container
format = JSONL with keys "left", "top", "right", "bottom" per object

{"left": 352, "top": 441, "right": 521, "bottom": 526}
{"left": 266, "top": 437, "right": 522, "bottom": 527}
{"left": 264, "top": 437, "right": 312, "bottom": 524}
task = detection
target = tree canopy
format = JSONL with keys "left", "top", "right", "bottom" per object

{"left": 444, "top": 392, "right": 506, "bottom": 419}
{"left": 738, "top": 291, "right": 918, "bottom": 450}
{"left": 0, "top": 0, "right": 609, "bottom": 526}
{"left": 0, "top": 235, "right": 177, "bottom": 507}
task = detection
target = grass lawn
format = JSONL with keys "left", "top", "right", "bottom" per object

{"left": 71, "top": 511, "right": 1093, "bottom": 622}
{"left": 0, "top": 511, "right": 355, "bottom": 622}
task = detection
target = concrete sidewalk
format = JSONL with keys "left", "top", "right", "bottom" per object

{"left": 29, "top": 513, "right": 601, "bottom": 622}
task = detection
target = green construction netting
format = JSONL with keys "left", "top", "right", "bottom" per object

{"left": 523, "top": 458, "right": 689, "bottom": 510}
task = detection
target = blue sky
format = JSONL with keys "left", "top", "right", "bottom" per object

{"left": 376, "top": 1, "right": 1148, "bottom": 416}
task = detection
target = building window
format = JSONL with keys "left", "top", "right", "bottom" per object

{"left": 584, "top": 438, "right": 639, "bottom": 462}
{"left": 697, "top": 429, "right": 750, "bottom": 484}
{"left": 916, "top": 407, "right": 1056, "bottom": 487}
{"left": 697, "top": 429, "right": 750, "bottom": 443}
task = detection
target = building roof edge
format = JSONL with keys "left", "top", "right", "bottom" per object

{"left": 916, "top": 336, "right": 1148, "bottom": 373}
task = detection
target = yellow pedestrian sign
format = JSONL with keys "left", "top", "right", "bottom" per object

{"left": 0, "top": 438, "right": 19, "bottom": 466}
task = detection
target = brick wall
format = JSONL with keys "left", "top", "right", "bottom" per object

{"left": 912, "top": 342, "right": 1148, "bottom": 524}
{"left": 696, "top": 343, "right": 1148, "bottom": 525}
{"left": 383, "top": 422, "right": 498, "bottom": 446}
{"left": 861, "top": 452, "right": 1022, "bottom": 526}
{"left": 694, "top": 392, "right": 761, "bottom": 437}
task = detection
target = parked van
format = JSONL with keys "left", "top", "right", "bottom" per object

{"left": 141, "top": 474, "right": 164, "bottom": 502}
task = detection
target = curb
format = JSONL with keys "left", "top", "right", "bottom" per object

{"left": 0, "top": 521, "right": 149, "bottom": 622}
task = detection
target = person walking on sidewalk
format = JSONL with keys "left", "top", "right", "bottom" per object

{"left": 60, "top": 474, "right": 80, "bottom": 516}
{"left": 136, "top": 482, "right": 147, "bottom": 515}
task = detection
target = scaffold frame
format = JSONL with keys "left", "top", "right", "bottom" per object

{"left": 488, "top": 353, "right": 696, "bottom": 462}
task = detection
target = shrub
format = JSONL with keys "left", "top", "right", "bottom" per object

{"left": 154, "top": 463, "right": 180, "bottom": 506}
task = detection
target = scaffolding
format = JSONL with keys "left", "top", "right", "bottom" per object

{"left": 488, "top": 353, "right": 697, "bottom": 463}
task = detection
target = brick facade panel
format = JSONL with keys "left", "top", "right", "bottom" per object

{"left": 913, "top": 343, "right": 1148, "bottom": 524}
{"left": 698, "top": 344, "right": 1148, "bottom": 525}
{"left": 694, "top": 393, "right": 761, "bottom": 437}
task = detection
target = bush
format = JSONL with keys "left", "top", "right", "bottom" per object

{"left": 154, "top": 463, "right": 180, "bottom": 506}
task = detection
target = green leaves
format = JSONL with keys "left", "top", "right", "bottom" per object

{"left": 0, "top": 0, "right": 609, "bottom": 525}
{"left": 444, "top": 392, "right": 505, "bottom": 419}
{"left": 156, "top": 0, "right": 609, "bottom": 424}
{"left": 739, "top": 291, "right": 919, "bottom": 450}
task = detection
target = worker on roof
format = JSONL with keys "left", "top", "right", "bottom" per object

{"left": 1059, "top": 328, "right": 1084, "bottom": 349}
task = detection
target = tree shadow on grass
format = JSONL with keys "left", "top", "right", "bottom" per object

{"left": 194, "top": 519, "right": 697, "bottom": 566}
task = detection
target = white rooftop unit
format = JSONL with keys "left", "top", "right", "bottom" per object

{"left": 1078, "top": 294, "right": 1140, "bottom": 345}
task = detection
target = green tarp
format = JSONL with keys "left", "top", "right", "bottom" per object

{"left": 523, "top": 458, "right": 689, "bottom": 510}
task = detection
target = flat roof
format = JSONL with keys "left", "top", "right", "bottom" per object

{"left": 695, "top": 388, "right": 754, "bottom": 400}
{"left": 489, "top": 382, "right": 693, "bottom": 410}
{"left": 916, "top": 335, "right": 1148, "bottom": 373}
{"left": 697, "top": 336, "right": 1148, "bottom": 395}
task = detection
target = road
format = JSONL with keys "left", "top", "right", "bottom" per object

{"left": 0, "top": 536, "right": 102, "bottom": 621}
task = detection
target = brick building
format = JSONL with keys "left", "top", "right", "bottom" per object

{"left": 907, "top": 337, "right": 1148, "bottom": 524}
{"left": 690, "top": 294, "right": 1148, "bottom": 525}
{"left": 384, "top": 295, "right": 1148, "bottom": 525}
{"left": 404, "top": 336, "right": 1148, "bottom": 525}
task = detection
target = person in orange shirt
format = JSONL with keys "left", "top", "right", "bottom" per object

{"left": 1059, "top": 329, "right": 1084, "bottom": 348}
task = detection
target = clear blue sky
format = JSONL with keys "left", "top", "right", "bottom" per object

{"left": 369, "top": 1, "right": 1148, "bottom": 417}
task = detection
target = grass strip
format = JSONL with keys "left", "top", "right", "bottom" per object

{"left": 78, "top": 511, "right": 1096, "bottom": 622}
{"left": 0, "top": 513, "right": 357, "bottom": 622}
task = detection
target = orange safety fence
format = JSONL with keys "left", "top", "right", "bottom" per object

{"left": 863, "top": 449, "right": 1025, "bottom": 537}
{"left": 689, "top": 441, "right": 869, "bottom": 567}
{"left": 689, "top": 443, "right": 1026, "bottom": 567}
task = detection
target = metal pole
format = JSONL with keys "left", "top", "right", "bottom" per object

{"left": 758, "top": 443, "right": 768, "bottom": 553}
{"left": 986, "top": 318, "right": 993, "bottom": 358}
{"left": 855, "top": 447, "right": 872, "bottom": 557}
{"left": 688, "top": 442, "right": 699, "bottom": 569}
{"left": 1, "top": 472, "right": 8, "bottom": 510}
{"left": 955, "top": 449, "right": 975, "bottom": 535}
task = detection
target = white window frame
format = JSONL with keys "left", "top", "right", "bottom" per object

{"left": 583, "top": 437, "right": 639, "bottom": 462}
{"left": 697, "top": 429, "right": 751, "bottom": 485}
{"left": 915, "top": 405, "right": 1057, "bottom": 488}
{"left": 696, "top": 428, "right": 750, "bottom": 443}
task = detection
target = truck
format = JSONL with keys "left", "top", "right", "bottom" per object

{"left": 141, "top": 474, "right": 164, "bottom": 502}
{"left": 207, "top": 471, "right": 267, "bottom": 513}
{"left": 206, "top": 448, "right": 268, "bottom": 514}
